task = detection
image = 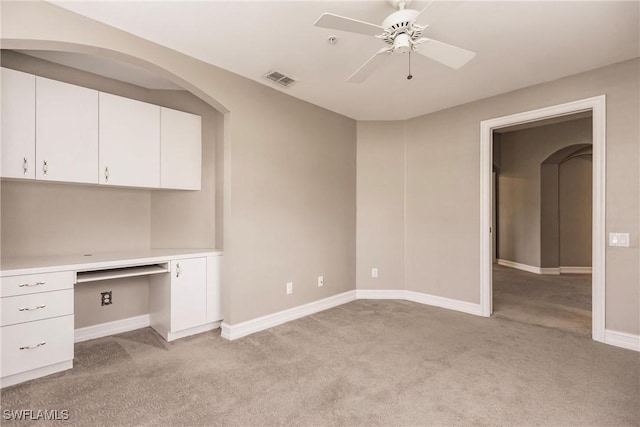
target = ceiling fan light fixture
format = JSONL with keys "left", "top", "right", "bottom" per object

{"left": 394, "top": 33, "right": 412, "bottom": 53}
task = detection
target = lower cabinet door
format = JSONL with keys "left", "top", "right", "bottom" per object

{"left": 1, "top": 315, "right": 74, "bottom": 378}
{"left": 171, "top": 258, "right": 207, "bottom": 332}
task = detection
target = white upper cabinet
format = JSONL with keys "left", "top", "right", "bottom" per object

{"left": 99, "top": 93, "right": 160, "bottom": 188}
{"left": 1, "top": 68, "right": 36, "bottom": 179}
{"left": 36, "top": 77, "right": 99, "bottom": 184}
{"left": 160, "top": 107, "right": 202, "bottom": 190}
{"left": 1, "top": 69, "right": 202, "bottom": 191}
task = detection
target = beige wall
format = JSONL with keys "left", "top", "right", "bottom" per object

{"left": 559, "top": 155, "right": 593, "bottom": 267}
{"left": 74, "top": 277, "right": 149, "bottom": 329}
{"left": 497, "top": 117, "right": 592, "bottom": 267}
{"left": 356, "top": 121, "right": 404, "bottom": 290}
{"left": 148, "top": 91, "right": 219, "bottom": 250}
{"left": 357, "top": 60, "right": 639, "bottom": 334}
{"left": 225, "top": 93, "right": 356, "bottom": 322}
{"left": 1, "top": 1, "right": 357, "bottom": 326}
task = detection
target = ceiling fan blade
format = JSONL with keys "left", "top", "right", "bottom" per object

{"left": 415, "top": 38, "right": 475, "bottom": 69}
{"left": 314, "top": 13, "right": 384, "bottom": 37}
{"left": 416, "top": 0, "right": 461, "bottom": 26}
{"left": 348, "top": 48, "right": 393, "bottom": 83}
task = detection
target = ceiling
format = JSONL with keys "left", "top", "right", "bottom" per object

{"left": 50, "top": 1, "right": 639, "bottom": 120}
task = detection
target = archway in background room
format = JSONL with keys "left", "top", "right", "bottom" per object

{"left": 540, "top": 144, "right": 593, "bottom": 273}
{"left": 479, "top": 96, "right": 606, "bottom": 343}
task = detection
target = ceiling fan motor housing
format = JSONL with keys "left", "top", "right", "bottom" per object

{"left": 380, "top": 9, "right": 425, "bottom": 50}
{"left": 382, "top": 9, "right": 419, "bottom": 28}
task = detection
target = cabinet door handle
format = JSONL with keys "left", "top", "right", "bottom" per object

{"left": 23, "top": 157, "right": 28, "bottom": 175}
{"left": 43, "top": 160, "right": 48, "bottom": 176}
{"left": 19, "top": 341, "right": 46, "bottom": 350}
{"left": 18, "top": 304, "right": 46, "bottom": 312}
{"left": 105, "top": 166, "right": 109, "bottom": 182}
{"left": 176, "top": 263, "right": 181, "bottom": 278}
{"left": 18, "top": 281, "right": 46, "bottom": 288}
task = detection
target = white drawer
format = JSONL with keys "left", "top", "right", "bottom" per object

{"left": 1, "top": 290, "right": 74, "bottom": 327}
{"left": 1, "top": 315, "right": 74, "bottom": 378}
{"left": 1, "top": 271, "right": 73, "bottom": 297}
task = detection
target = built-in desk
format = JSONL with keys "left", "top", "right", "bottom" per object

{"left": 0, "top": 249, "right": 222, "bottom": 388}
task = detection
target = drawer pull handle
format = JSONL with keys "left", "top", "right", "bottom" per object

{"left": 176, "top": 262, "right": 181, "bottom": 278}
{"left": 18, "top": 304, "right": 46, "bottom": 312}
{"left": 43, "top": 160, "right": 48, "bottom": 176}
{"left": 19, "top": 341, "right": 46, "bottom": 350}
{"left": 18, "top": 281, "right": 46, "bottom": 288}
{"left": 23, "top": 157, "right": 28, "bottom": 175}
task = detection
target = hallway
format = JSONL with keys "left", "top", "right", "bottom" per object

{"left": 492, "top": 264, "right": 591, "bottom": 336}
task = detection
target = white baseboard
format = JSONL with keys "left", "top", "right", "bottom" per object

{"left": 403, "top": 290, "right": 483, "bottom": 316}
{"left": 498, "top": 259, "right": 550, "bottom": 274}
{"left": 355, "top": 289, "right": 406, "bottom": 300}
{"left": 498, "top": 259, "right": 571, "bottom": 275}
{"left": 560, "top": 266, "right": 592, "bottom": 274}
{"left": 357, "top": 289, "right": 482, "bottom": 316}
{"left": 222, "top": 289, "right": 483, "bottom": 341}
{"left": 75, "top": 314, "right": 150, "bottom": 343}
{"left": 498, "top": 259, "right": 592, "bottom": 275}
{"left": 221, "top": 290, "right": 357, "bottom": 340}
{"left": 604, "top": 329, "right": 640, "bottom": 352}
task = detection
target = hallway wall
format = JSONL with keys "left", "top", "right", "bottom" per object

{"left": 559, "top": 155, "right": 593, "bottom": 267}
{"left": 497, "top": 117, "right": 592, "bottom": 267}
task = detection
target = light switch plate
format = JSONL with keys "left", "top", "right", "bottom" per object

{"left": 609, "top": 232, "right": 630, "bottom": 247}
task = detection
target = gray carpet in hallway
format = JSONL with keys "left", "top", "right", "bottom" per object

{"left": 2, "top": 299, "right": 638, "bottom": 426}
{"left": 493, "top": 264, "right": 592, "bottom": 335}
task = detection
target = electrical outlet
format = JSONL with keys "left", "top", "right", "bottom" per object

{"left": 286, "top": 282, "right": 293, "bottom": 295}
{"left": 318, "top": 276, "right": 324, "bottom": 287}
{"left": 101, "top": 291, "right": 112, "bottom": 306}
{"left": 371, "top": 268, "right": 378, "bottom": 278}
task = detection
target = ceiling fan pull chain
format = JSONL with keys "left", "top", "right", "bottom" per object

{"left": 407, "top": 52, "right": 413, "bottom": 80}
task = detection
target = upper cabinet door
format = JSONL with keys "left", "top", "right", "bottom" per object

{"left": 99, "top": 93, "right": 160, "bottom": 188}
{"left": 35, "top": 77, "right": 99, "bottom": 183}
{"left": 1, "top": 68, "right": 36, "bottom": 179}
{"left": 160, "top": 107, "right": 202, "bottom": 190}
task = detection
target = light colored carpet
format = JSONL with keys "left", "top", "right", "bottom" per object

{"left": 492, "top": 264, "right": 592, "bottom": 335}
{"left": 1, "top": 299, "right": 638, "bottom": 426}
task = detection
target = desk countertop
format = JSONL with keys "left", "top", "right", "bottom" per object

{"left": 0, "top": 248, "right": 223, "bottom": 276}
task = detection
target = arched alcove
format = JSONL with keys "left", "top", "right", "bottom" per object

{"left": 540, "top": 144, "right": 593, "bottom": 269}
{"left": 1, "top": 40, "right": 231, "bottom": 114}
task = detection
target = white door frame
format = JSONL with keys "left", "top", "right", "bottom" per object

{"left": 479, "top": 95, "right": 606, "bottom": 343}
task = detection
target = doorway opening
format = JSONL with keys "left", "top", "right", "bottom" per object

{"left": 492, "top": 114, "right": 593, "bottom": 335}
{"left": 479, "top": 96, "right": 606, "bottom": 343}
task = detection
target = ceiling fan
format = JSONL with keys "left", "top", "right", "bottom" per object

{"left": 314, "top": 0, "right": 475, "bottom": 82}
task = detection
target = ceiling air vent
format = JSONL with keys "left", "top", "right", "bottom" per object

{"left": 264, "top": 70, "right": 296, "bottom": 88}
